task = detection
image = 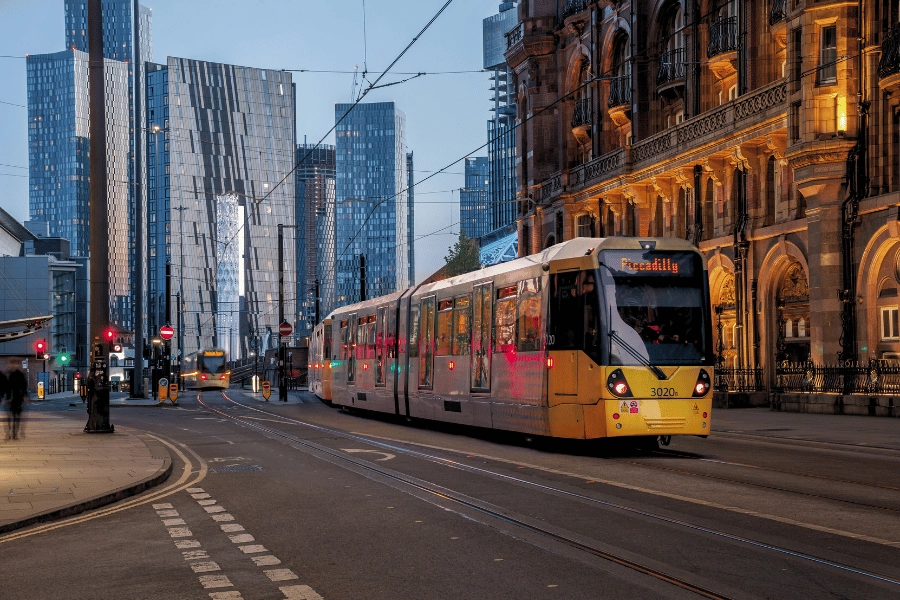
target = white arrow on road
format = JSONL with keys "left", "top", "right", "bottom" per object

{"left": 342, "top": 448, "right": 396, "bottom": 461}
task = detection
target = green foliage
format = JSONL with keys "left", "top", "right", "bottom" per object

{"left": 443, "top": 231, "right": 482, "bottom": 277}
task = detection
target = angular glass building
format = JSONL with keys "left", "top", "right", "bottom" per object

{"left": 65, "top": 0, "right": 152, "bottom": 62}
{"left": 26, "top": 50, "right": 132, "bottom": 332}
{"left": 484, "top": 2, "right": 518, "bottom": 234}
{"left": 334, "top": 102, "right": 410, "bottom": 305}
{"left": 146, "top": 58, "right": 297, "bottom": 358}
{"left": 406, "top": 151, "right": 415, "bottom": 286}
{"left": 296, "top": 143, "right": 336, "bottom": 337}
{"left": 460, "top": 157, "right": 491, "bottom": 239}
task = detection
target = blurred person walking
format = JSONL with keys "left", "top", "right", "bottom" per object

{"left": 7, "top": 368, "right": 28, "bottom": 440}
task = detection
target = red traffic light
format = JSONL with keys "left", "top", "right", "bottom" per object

{"left": 35, "top": 339, "right": 46, "bottom": 352}
{"left": 104, "top": 327, "right": 116, "bottom": 342}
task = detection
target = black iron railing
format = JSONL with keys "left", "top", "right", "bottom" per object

{"left": 572, "top": 97, "right": 592, "bottom": 127}
{"left": 878, "top": 23, "right": 900, "bottom": 79}
{"left": 657, "top": 48, "right": 686, "bottom": 85}
{"left": 506, "top": 22, "right": 524, "bottom": 49}
{"left": 708, "top": 16, "right": 740, "bottom": 58}
{"left": 776, "top": 361, "right": 900, "bottom": 395}
{"left": 715, "top": 367, "right": 766, "bottom": 393}
{"left": 563, "top": 0, "right": 591, "bottom": 20}
{"left": 608, "top": 75, "right": 632, "bottom": 108}
{"left": 769, "top": 0, "right": 787, "bottom": 26}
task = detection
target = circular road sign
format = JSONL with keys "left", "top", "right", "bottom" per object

{"left": 279, "top": 321, "right": 293, "bottom": 337}
{"left": 159, "top": 324, "right": 175, "bottom": 341}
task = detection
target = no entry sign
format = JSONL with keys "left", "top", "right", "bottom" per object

{"left": 279, "top": 321, "right": 293, "bottom": 337}
{"left": 159, "top": 324, "right": 175, "bottom": 341}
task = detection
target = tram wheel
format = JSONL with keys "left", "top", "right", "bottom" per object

{"left": 658, "top": 435, "right": 672, "bottom": 447}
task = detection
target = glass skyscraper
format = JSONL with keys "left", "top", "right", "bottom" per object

{"left": 484, "top": 2, "right": 518, "bottom": 234}
{"left": 334, "top": 102, "right": 410, "bottom": 304}
{"left": 406, "top": 151, "right": 415, "bottom": 286}
{"left": 146, "top": 58, "right": 297, "bottom": 358}
{"left": 26, "top": 50, "right": 132, "bottom": 331}
{"left": 460, "top": 157, "right": 491, "bottom": 239}
{"left": 296, "top": 143, "right": 336, "bottom": 337}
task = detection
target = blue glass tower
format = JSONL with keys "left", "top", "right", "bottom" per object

{"left": 406, "top": 151, "right": 416, "bottom": 286}
{"left": 460, "top": 157, "right": 491, "bottom": 239}
{"left": 334, "top": 102, "right": 410, "bottom": 305}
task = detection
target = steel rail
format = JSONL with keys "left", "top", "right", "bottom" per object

{"left": 199, "top": 393, "right": 730, "bottom": 599}
{"left": 206, "top": 392, "right": 900, "bottom": 590}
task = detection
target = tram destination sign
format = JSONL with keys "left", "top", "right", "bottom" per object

{"left": 600, "top": 251, "right": 696, "bottom": 278}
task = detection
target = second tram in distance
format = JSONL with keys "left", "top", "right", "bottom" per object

{"left": 183, "top": 348, "right": 231, "bottom": 390}
{"left": 309, "top": 237, "right": 715, "bottom": 441}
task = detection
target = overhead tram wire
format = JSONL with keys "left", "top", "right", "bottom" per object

{"left": 218, "top": 0, "right": 457, "bottom": 254}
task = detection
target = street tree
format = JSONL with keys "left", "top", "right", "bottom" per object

{"left": 443, "top": 231, "right": 482, "bottom": 277}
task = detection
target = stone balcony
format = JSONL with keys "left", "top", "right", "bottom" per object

{"left": 878, "top": 23, "right": 900, "bottom": 91}
{"left": 505, "top": 19, "right": 557, "bottom": 70}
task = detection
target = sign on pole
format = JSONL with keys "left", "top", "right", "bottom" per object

{"left": 169, "top": 383, "right": 179, "bottom": 403}
{"left": 261, "top": 381, "right": 271, "bottom": 400}
{"left": 279, "top": 321, "right": 293, "bottom": 337}
{"left": 159, "top": 324, "right": 175, "bottom": 341}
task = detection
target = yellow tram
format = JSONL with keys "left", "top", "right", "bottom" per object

{"left": 308, "top": 318, "right": 333, "bottom": 400}
{"left": 312, "top": 238, "right": 714, "bottom": 441}
{"left": 183, "top": 348, "right": 231, "bottom": 390}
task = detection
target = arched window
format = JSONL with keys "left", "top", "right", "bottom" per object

{"left": 797, "top": 318, "right": 806, "bottom": 338}
{"left": 572, "top": 58, "right": 592, "bottom": 128}
{"left": 609, "top": 33, "right": 632, "bottom": 108}
{"left": 658, "top": 3, "right": 685, "bottom": 85}
{"left": 785, "top": 319, "right": 794, "bottom": 338}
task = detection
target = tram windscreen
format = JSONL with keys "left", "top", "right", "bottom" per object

{"left": 199, "top": 351, "right": 227, "bottom": 373}
{"left": 599, "top": 250, "right": 712, "bottom": 366}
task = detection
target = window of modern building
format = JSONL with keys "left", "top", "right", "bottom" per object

{"left": 818, "top": 26, "right": 837, "bottom": 84}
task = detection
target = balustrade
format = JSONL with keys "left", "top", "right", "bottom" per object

{"left": 572, "top": 97, "right": 592, "bottom": 128}
{"left": 769, "top": 0, "right": 786, "bottom": 26}
{"left": 707, "top": 16, "right": 739, "bottom": 58}
{"left": 505, "top": 22, "right": 524, "bottom": 49}
{"left": 657, "top": 48, "right": 686, "bottom": 86}
{"left": 607, "top": 75, "right": 632, "bottom": 108}
{"left": 878, "top": 23, "right": 900, "bottom": 79}
{"left": 562, "top": 0, "right": 590, "bottom": 20}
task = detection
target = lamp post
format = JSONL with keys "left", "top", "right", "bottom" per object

{"left": 151, "top": 336, "right": 162, "bottom": 400}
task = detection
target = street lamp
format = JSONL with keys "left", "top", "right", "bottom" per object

{"left": 151, "top": 336, "right": 162, "bottom": 400}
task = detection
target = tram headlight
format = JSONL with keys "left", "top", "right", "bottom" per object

{"left": 692, "top": 369, "right": 711, "bottom": 397}
{"left": 607, "top": 369, "right": 633, "bottom": 398}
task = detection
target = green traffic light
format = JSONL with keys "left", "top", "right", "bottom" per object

{"left": 58, "top": 352, "right": 70, "bottom": 364}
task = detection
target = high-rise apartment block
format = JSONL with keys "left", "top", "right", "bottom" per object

{"left": 460, "top": 157, "right": 491, "bottom": 239}
{"left": 26, "top": 50, "right": 132, "bottom": 333}
{"left": 146, "top": 58, "right": 297, "bottom": 358}
{"left": 334, "top": 102, "right": 410, "bottom": 304}
{"left": 296, "top": 143, "right": 336, "bottom": 337}
{"left": 483, "top": 2, "right": 518, "bottom": 235}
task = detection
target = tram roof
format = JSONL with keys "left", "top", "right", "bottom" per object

{"left": 327, "top": 237, "right": 698, "bottom": 317}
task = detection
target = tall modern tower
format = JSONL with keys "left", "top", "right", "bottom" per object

{"left": 26, "top": 50, "right": 132, "bottom": 330}
{"left": 296, "top": 143, "right": 336, "bottom": 337}
{"left": 146, "top": 58, "right": 297, "bottom": 359}
{"left": 483, "top": 2, "right": 518, "bottom": 234}
{"left": 460, "top": 157, "right": 491, "bottom": 239}
{"left": 334, "top": 102, "right": 410, "bottom": 305}
{"left": 406, "top": 151, "right": 415, "bottom": 286}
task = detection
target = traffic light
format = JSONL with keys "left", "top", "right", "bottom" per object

{"left": 103, "top": 327, "right": 116, "bottom": 352}
{"left": 35, "top": 339, "right": 47, "bottom": 360}
{"left": 58, "top": 351, "right": 70, "bottom": 367}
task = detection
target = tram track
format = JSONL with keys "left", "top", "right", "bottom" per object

{"left": 197, "top": 391, "right": 900, "bottom": 598}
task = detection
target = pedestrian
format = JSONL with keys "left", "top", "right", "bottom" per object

{"left": 7, "top": 368, "right": 27, "bottom": 440}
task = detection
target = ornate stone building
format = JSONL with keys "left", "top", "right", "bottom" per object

{"left": 505, "top": 0, "right": 900, "bottom": 391}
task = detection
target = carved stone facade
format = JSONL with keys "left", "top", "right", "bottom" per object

{"left": 505, "top": 1, "right": 900, "bottom": 383}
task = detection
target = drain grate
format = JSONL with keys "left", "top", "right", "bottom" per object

{"left": 210, "top": 465, "right": 263, "bottom": 474}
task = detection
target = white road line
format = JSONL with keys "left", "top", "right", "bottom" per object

{"left": 198, "top": 575, "right": 233, "bottom": 589}
{"left": 212, "top": 513, "right": 235, "bottom": 522}
{"left": 157, "top": 509, "right": 179, "bottom": 517}
{"left": 183, "top": 550, "right": 210, "bottom": 561}
{"left": 205, "top": 506, "right": 227, "bottom": 513}
{"left": 152, "top": 503, "right": 174, "bottom": 509}
{"left": 229, "top": 533, "right": 255, "bottom": 544}
{"left": 176, "top": 540, "right": 201, "bottom": 549}
{"left": 191, "top": 561, "right": 222, "bottom": 573}
{"left": 220, "top": 524, "right": 245, "bottom": 532}
{"left": 198, "top": 499, "right": 218, "bottom": 506}
{"left": 187, "top": 488, "right": 205, "bottom": 493}
{"left": 238, "top": 544, "right": 268, "bottom": 554}
{"left": 251, "top": 555, "right": 282, "bottom": 566}
{"left": 280, "top": 584, "right": 324, "bottom": 599}
{"left": 168, "top": 527, "right": 193, "bottom": 538}
{"left": 209, "top": 592, "right": 244, "bottom": 600}
{"left": 192, "top": 493, "right": 212, "bottom": 499}
{"left": 264, "top": 569, "right": 299, "bottom": 582}
{"left": 162, "top": 518, "right": 186, "bottom": 526}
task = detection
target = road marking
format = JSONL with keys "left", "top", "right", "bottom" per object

{"left": 205, "top": 505, "right": 227, "bottom": 513}
{"left": 209, "top": 592, "right": 244, "bottom": 600}
{"left": 192, "top": 493, "right": 212, "bottom": 499}
{"left": 342, "top": 448, "right": 396, "bottom": 461}
{"left": 198, "top": 499, "right": 217, "bottom": 506}
{"left": 264, "top": 569, "right": 299, "bottom": 582}
{"left": 251, "top": 555, "right": 282, "bottom": 566}
{"left": 199, "top": 575, "right": 233, "bottom": 589}
{"left": 238, "top": 544, "right": 268, "bottom": 554}
{"left": 212, "top": 513, "right": 235, "bottom": 521}
{"left": 187, "top": 488, "right": 206, "bottom": 493}
{"left": 153, "top": 503, "right": 174, "bottom": 509}
{"left": 169, "top": 527, "right": 193, "bottom": 538}
{"left": 191, "top": 561, "right": 222, "bottom": 573}
{"left": 176, "top": 540, "right": 201, "bottom": 549}
{"left": 163, "top": 518, "right": 186, "bottom": 526}
{"left": 229, "top": 533, "right": 255, "bottom": 544}
{"left": 220, "top": 524, "right": 245, "bottom": 532}
{"left": 355, "top": 432, "right": 900, "bottom": 547}
{"left": 157, "top": 509, "right": 180, "bottom": 517}
{"left": 243, "top": 416, "right": 297, "bottom": 424}
{"left": 184, "top": 550, "right": 210, "bottom": 560}
{"left": 280, "top": 584, "right": 325, "bottom": 599}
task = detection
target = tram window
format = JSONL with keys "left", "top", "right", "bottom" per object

{"left": 339, "top": 321, "right": 348, "bottom": 360}
{"left": 409, "top": 306, "right": 420, "bottom": 357}
{"left": 517, "top": 278, "right": 542, "bottom": 352}
{"left": 366, "top": 314, "right": 377, "bottom": 359}
{"left": 436, "top": 300, "right": 453, "bottom": 356}
{"left": 324, "top": 324, "right": 332, "bottom": 359}
{"left": 356, "top": 319, "right": 367, "bottom": 360}
{"left": 495, "top": 286, "right": 518, "bottom": 353}
{"left": 453, "top": 295, "right": 471, "bottom": 355}
{"left": 582, "top": 271, "right": 601, "bottom": 360}
{"left": 419, "top": 297, "right": 436, "bottom": 387}
{"left": 549, "top": 273, "right": 582, "bottom": 350}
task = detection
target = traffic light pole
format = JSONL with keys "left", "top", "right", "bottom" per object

{"left": 85, "top": 0, "right": 113, "bottom": 433}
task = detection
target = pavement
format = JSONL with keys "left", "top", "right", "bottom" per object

{"left": 0, "top": 391, "right": 172, "bottom": 535}
{"left": 1, "top": 391, "right": 897, "bottom": 537}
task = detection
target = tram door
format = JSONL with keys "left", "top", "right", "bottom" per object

{"left": 471, "top": 283, "right": 492, "bottom": 392}
{"left": 419, "top": 297, "right": 435, "bottom": 388}
{"left": 348, "top": 313, "right": 357, "bottom": 384}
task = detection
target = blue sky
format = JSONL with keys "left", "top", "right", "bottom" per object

{"left": 0, "top": 0, "right": 498, "bottom": 281}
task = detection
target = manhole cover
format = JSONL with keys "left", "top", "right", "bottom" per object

{"left": 210, "top": 465, "right": 263, "bottom": 473}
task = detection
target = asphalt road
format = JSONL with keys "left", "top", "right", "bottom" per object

{"left": 5, "top": 390, "right": 900, "bottom": 599}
